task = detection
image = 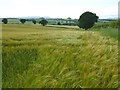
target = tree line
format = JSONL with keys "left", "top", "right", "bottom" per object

{"left": 2, "top": 11, "right": 100, "bottom": 30}
{"left": 20, "top": 18, "right": 48, "bottom": 26}
{"left": 2, "top": 18, "right": 48, "bottom": 26}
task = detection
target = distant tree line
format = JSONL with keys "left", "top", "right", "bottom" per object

{"left": 19, "top": 18, "right": 48, "bottom": 26}
{"left": 1, "top": 11, "right": 100, "bottom": 30}
{"left": 1, "top": 11, "right": 98, "bottom": 30}
{"left": 57, "top": 22, "right": 77, "bottom": 26}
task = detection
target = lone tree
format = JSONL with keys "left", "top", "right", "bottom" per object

{"left": 78, "top": 11, "right": 98, "bottom": 30}
{"left": 39, "top": 19, "right": 48, "bottom": 26}
{"left": 67, "top": 17, "right": 71, "bottom": 19}
{"left": 2, "top": 18, "right": 8, "bottom": 24}
{"left": 20, "top": 19, "right": 26, "bottom": 24}
{"left": 32, "top": 20, "right": 36, "bottom": 24}
{"left": 57, "top": 22, "right": 61, "bottom": 25}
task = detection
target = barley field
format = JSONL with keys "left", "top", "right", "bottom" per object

{"left": 2, "top": 24, "right": 118, "bottom": 88}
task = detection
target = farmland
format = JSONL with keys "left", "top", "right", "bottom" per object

{"left": 2, "top": 24, "right": 118, "bottom": 88}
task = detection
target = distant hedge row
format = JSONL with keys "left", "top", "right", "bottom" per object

{"left": 93, "top": 20, "right": 119, "bottom": 28}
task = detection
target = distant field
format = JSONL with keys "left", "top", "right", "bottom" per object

{"left": 2, "top": 24, "right": 118, "bottom": 88}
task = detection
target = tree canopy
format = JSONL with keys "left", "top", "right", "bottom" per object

{"left": 32, "top": 20, "right": 36, "bottom": 24}
{"left": 78, "top": 11, "right": 99, "bottom": 30}
{"left": 20, "top": 19, "right": 26, "bottom": 24}
{"left": 2, "top": 18, "right": 8, "bottom": 24}
{"left": 39, "top": 19, "right": 48, "bottom": 26}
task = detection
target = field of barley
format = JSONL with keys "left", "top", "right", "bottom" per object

{"left": 2, "top": 24, "right": 118, "bottom": 88}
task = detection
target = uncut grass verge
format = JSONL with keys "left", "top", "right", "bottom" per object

{"left": 91, "top": 27, "right": 118, "bottom": 40}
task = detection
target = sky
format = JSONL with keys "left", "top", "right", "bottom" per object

{"left": 0, "top": 0, "right": 119, "bottom": 19}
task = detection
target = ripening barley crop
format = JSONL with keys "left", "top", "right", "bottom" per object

{"left": 2, "top": 24, "right": 118, "bottom": 88}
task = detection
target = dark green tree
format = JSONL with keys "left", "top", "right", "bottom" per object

{"left": 57, "top": 22, "right": 61, "bottom": 25}
{"left": 2, "top": 18, "right": 8, "bottom": 24}
{"left": 32, "top": 20, "right": 36, "bottom": 24}
{"left": 20, "top": 19, "right": 26, "bottom": 24}
{"left": 39, "top": 19, "right": 48, "bottom": 26}
{"left": 78, "top": 11, "right": 98, "bottom": 30}
{"left": 67, "top": 17, "right": 71, "bottom": 19}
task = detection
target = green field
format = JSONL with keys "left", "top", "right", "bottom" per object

{"left": 2, "top": 24, "right": 118, "bottom": 88}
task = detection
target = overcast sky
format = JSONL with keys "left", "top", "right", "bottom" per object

{"left": 0, "top": 0, "right": 119, "bottom": 19}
